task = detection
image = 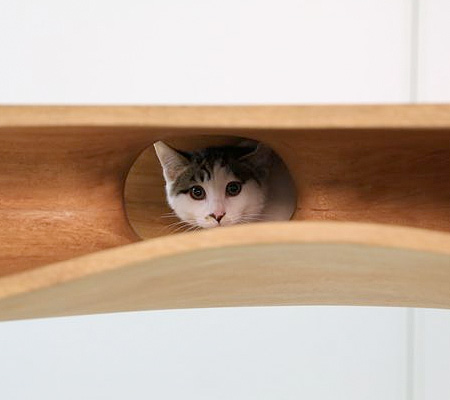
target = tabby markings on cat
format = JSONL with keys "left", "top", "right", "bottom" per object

{"left": 154, "top": 141, "right": 273, "bottom": 229}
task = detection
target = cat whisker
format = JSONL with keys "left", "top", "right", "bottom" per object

{"left": 157, "top": 223, "right": 184, "bottom": 235}
{"left": 166, "top": 220, "right": 192, "bottom": 228}
{"left": 168, "top": 219, "right": 199, "bottom": 234}
{"left": 155, "top": 218, "right": 194, "bottom": 235}
{"left": 237, "top": 215, "right": 264, "bottom": 224}
{"left": 241, "top": 214, "right": 264, "bottom": 220}
{"left": 237, "top": 213, "right": 262, "bottom": 219}
{"left": 161, "top": 211, "right": 177, "bottom": 216}
{"left": 184, "top": 225, "right": 201, "bottom": 233}
{"left": 240, "top": 218, "right": 263, "bottom": 222}
{"left": 170, "top": 224, "right": 193, "bottom": 234}
{"left": 165, "top": 224, "right": 189, "bottom": 233}
{"left": 160, "top": 212, "right": 179, "bottom": 219}
{"left": 157, "top": 216, "right": 180, "bottom": 233}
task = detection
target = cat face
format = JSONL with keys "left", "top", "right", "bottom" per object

{"left": 154, "top": 141, "right": 272, "bottom": 229}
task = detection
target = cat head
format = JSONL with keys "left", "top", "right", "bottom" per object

{"left": 154, "top": 141, "right": 273, "bottom": 229}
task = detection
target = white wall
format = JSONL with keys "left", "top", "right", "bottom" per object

{"left": 412, "top": 2, "right": 450, "bottom": 399}
{"left": 0, "top": 1, "right": 449, "bottom": 399}
{"left": 417, "top": 0, "right": 450, "bottom": 102}
{"left": 0, "top": 0, "right": 411, "bottom": 104}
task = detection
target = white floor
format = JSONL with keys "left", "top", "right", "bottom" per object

{"left": 0, "top": 307, "right": 409, "bottom": 400}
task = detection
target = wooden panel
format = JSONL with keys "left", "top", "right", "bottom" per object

{"left": 2, "top": 105, "right": 450, "bottom": 129}
{"left": 0, "top": 128, "right": 147, "bottom": 274}
{"left": 125, "top": 128, "right": 450, "bottom": 237}
{"left": 0, "top": 222, "right": 449, "bottom": 321}
{"left": 1, "top": 105, "right": 450, "bottom": 275}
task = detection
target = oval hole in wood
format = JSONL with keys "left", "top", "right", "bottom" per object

{"left": 124, "top": 135, "right": 298, "bottom": 238}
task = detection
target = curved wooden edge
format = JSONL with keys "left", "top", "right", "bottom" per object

{"left": 1, "top": 105, "right": 450, "bottom": 130}
{"left": 1, "top": 221, "right": 450, "bottom": 321}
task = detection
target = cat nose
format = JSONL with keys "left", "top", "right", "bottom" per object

{"left": 210, "top": 212, "right": 226, "bottom": 223}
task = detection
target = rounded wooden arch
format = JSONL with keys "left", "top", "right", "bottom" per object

{"left": 1, "top": 221, "right": 450, "bottom": 321}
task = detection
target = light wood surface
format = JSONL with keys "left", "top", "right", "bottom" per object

{"left": 0, "top": 222, "right": 449, "bottom": 321}
{"left": 0, "top": 105, "right": 450, "bottom": 311}
{"left": 2, "top": 105, "right": 450, "bottom": 129}
{"left": 125, "top": 124, "right": 450, "bottom": 239}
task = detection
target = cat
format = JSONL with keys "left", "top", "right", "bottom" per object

{"left": 154, "top": 140, "right": 274, "bottom": 229}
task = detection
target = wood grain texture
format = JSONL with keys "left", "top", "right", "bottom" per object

{"left": 125, "top": 128, "right": 450, "bottom": 238}
{"left": 2, "top": 105, "right": 450, "bottom": 129}
{"left": 0, "top": 128, "right": 147, "bottom": 274}
{"left": 0, "top": 105, "right": 450, "bottom": 276}
{"left": 0, "top": 222, "right": 450, "bottom": 321}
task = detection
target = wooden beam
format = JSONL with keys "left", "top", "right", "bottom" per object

{"left": 0, "top": 222, "right": 449, "bottom": 321}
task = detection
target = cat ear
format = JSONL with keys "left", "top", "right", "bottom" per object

{"left": 239, "top": 142, "right": 273, "bottom": 168}
{"left": 239, "top": 143, "right": 274, "bottom": 181}
{"left": 237, "top": 139, "right": 258, "bottom": 148}
{"left": 154, "top": 141, "right": 190, "bottom": 182}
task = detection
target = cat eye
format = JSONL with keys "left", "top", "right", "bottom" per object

{"left": 226, "top": 181, "right": 242, "bottom": 197}
{"left": 189, "top": 185, "right": 206, "bottom": 200}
